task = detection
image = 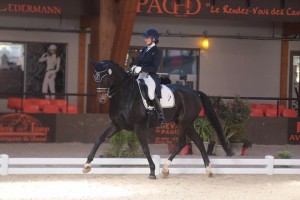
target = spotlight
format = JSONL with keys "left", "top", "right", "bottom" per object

{"left": 176, "top": 0, "right": 181, "bottom": 5}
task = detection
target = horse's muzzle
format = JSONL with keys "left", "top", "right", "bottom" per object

{"left": 97, "top": 93, "right": 108, "bottom": 104}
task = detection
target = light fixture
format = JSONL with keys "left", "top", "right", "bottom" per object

{"left": 199, "top": 31, "right": 209, "bottom": 57}
{"left": 201, "top": 38, "right": 209, "bottom": 50}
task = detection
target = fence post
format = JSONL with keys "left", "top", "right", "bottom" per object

{"left": 152, "top": 155, "right": 160, "bottom": 176}
{"left": 265, "top": 155, "right": 274, "bottom": 175}
{"left": 1, "top": 154, "right": 9, "bottom": 176}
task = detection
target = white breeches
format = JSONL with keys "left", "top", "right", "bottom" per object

{"left": 137, "top": 72, "right": 156, "bottom": 100}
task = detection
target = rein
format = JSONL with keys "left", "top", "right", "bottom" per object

{"left": 106, "top": 72, "right": 135, "bottom": 98}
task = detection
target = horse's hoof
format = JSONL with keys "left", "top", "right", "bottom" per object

{"left": 82, "top": 163, "right": 91, "bottom": 174}
{"left": 149, "top": 174, "right": 156, "bottom": 179}
{"left": 162, "top": 169, "right": 169, "bottom": 177}
{"left": 205, "top": 164, "right": 213, "bottom": 177}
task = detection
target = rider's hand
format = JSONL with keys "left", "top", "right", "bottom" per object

{"left": 130, "top": 65, "right": 136, "bottom": 72}
{"left": 134, "top": 66, "right": 141, "bottom": 73}
{"left": 130, "top": 65, "right": 142, "bottom": 74}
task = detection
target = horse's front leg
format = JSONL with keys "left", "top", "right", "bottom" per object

{"left": 135, "top": 126, "right": 156, "bottom": 179}
{"left": 82, "top": 123, "right": 120, "bottom": 173}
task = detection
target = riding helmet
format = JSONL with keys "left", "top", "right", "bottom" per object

{"left": 143, "top": 28, "right": 159, "bottom": 44}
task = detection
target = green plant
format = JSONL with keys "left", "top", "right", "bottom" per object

{"left": 277, "top": 151, "right": 292, "bottom": 159}
{"left": 193, "top": 116, "right": 214, "bottom": 142}
{"left": 211, "top": 95, "right": 251, "bottom": 143}
{"left": 105, "top": 130, "right": 143, "bottom": 158}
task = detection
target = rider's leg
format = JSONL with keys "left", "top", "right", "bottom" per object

{"left": 153, "top": 96, "right": 166, "bottom": 125}
{"left": 141, "top": 73, "right": 166, "bottom": 125}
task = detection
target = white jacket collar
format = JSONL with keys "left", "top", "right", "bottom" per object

{"left": 146, "top": 43, "right": 156, "bottom": 51}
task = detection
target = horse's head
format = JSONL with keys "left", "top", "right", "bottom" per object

{"left": 92, "top": 60, "right": 116, "bottom": 104}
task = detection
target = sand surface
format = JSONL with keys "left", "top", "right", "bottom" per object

{"left": 1, "top": 174, "right": 300, "bottom": 200}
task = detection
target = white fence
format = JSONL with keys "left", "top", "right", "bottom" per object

{"left": 1, "top": 154, "right": 300, "bottom": 176}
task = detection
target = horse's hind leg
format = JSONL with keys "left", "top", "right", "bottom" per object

{"left": 83, "top": 123, "right": 120, "bottom": 173}
{"left": 162, "top": 126, "right": 187, "bottom": 177}
{"left": 186, "top": 126, "right": 213, "bottom": 177}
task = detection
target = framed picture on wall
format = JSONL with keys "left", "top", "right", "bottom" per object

{"left": 0, "top": 42, "right": 25, "bottom": 98}
{"left": 25, "top": 42, "right": 66, "bottom": 99}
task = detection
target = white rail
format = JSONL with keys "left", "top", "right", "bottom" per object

{"left": 1, "top": 154, "right": 300, "bottom": 176}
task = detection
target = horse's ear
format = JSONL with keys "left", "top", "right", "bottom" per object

{"left": 90, "top": 60, "right": 102, "bottom": 72}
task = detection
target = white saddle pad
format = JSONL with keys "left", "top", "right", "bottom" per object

{"left": 137, "top": 83, "right": 175, "bottom": 110}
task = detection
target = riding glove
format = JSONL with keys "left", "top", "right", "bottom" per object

{"left": 130, "top": 65, "right": 142, "bottom": 74}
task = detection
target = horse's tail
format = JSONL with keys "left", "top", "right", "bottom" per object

{"left": 197, "top": 91, "right": 233, "bottom": 156}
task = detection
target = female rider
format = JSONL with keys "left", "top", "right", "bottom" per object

{"left": 131, "top": 28, "right": 166, "bottom": 125}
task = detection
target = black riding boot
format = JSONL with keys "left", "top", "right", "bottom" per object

{"left": 153, "top": 97, "right": 166, "bottom": 125}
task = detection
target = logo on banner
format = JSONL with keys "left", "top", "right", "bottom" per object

{"left": 0, "top": 113, "right": 50, "bottom": 142}
{"left": 137, "top": 0, "right": 202, "bottom": 17}
{"left": 289, "top": 121, "right": 300, "bottom": 144}
{"left": 137, "top": 0, "right": 300, "bottom": 18}
{"left": 0, "top": 3, "right": 62, "bottom": 15}
{"left": 154, "top": 122, "right": 179, "bottom": 143}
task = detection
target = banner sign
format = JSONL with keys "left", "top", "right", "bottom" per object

{"left": 0, "top": 113, "right": 56, "bottom": 142}
{"left": 287, "top": 118, "right": 300, "bottom": 145}
{"left": 0, "top": 0, "right": 298, "bottom": 21}
{"left": 0, "top": 0, "right": 99, "bottom": 17}
{"left": 154, "top": 122, "right": 179, "bottom": 144}
{"left": 137, "top": 0, "right": 300, "bottom": 22}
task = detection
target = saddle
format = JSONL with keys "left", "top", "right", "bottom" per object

{"left": 137, "top": 79, "right": 175, "bottom": 110}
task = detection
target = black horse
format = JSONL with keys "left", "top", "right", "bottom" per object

{"left": 83, "top": 60, "right": 232, "bottom": 179}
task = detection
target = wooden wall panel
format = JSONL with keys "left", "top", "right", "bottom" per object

{"left": 280, "top": 22, "right": 300, "bottom": 105}
{"left": 87, "top": 16, "right": 100, "bottom": 113}
{"left": 82, "top": 0, "right": 138, "bottom": 113}
{"left": 280, "top": 40, "right": 289, "bottom": 105}
{"left": 77, "top": 31, "right": 86, "bottom": 113}
{"left": 111, "top": 0, "right": 139, "bottom": 67}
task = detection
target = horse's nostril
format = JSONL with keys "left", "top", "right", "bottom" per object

{"left": 98, "top": 97, "right": 107, "bottom": 104}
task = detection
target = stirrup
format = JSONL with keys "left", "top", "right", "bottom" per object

{"left": 158, "top": 114, "right": 166, "bottom": 125}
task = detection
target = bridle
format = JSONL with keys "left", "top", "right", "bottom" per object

{"left": 94, "top": 67, "right": 113, "bottom": 97}
{"left": 93, "top": 67, "right": 134, "bottom": 99}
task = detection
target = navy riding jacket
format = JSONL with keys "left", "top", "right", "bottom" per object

{"left": 136, "top": 45, "right": 162, "bottom": 98}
